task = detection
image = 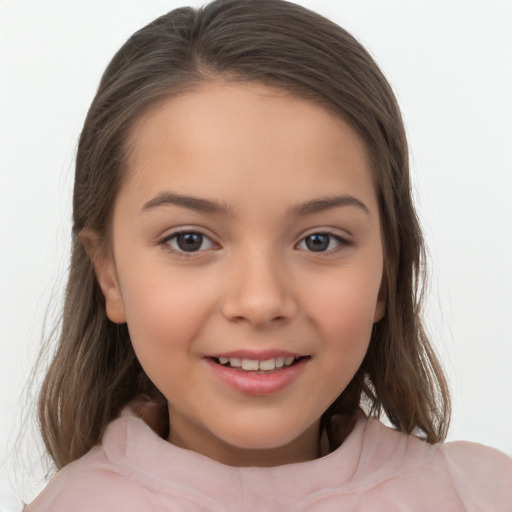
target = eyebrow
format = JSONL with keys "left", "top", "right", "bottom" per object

{"left": 142, "top": 192, "right": 234, "bottom": 216}
{"left": 292, "top": 195, "right": 370, "bottom": 216}
{"left": 141, "top": 191, "right": 369, "bottom": 217}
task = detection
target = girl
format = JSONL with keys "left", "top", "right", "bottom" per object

{"left": 25, "top": 0, "right": 512, "bottom": 510}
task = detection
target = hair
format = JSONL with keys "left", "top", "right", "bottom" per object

{"left": 38, "top": 0, "right": 450, "bottom": 469}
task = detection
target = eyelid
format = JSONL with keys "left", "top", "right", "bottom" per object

{"left": 157, "top": 226, "right": 219, "bottom": 255}
{"left": 295, "top": 228, "right": 352, "bottom": 252}
{"left": 297, "top": 226, "right": 352, "bottom": 241}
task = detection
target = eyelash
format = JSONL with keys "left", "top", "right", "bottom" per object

{"left": 296, "top": 232, "right": 350, "bottom": 254}
{"left": 157, "top": 229, "right": 351, "bottom": 256}
{"left": 158, "top": 229, "right": 216, "bottom": 256}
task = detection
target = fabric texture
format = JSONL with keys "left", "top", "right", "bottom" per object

{"left": 26, "top": 401, "right": 512, "bottom": 511}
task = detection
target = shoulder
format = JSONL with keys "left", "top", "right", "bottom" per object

{"left": 353, "top": 417, "right": 512, "bottom": 511}
{"left": 438, "top": 440, "right": 512, "bottom": 509}
{"left": 24, "top": 446, "right": 163, "bottom": 512}
{"left": 24, "top": 400, "right": 202, "bottom": 512}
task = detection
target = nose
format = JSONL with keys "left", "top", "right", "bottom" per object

{"left": 221, "top": 249, "right": 298, "bottom": 327}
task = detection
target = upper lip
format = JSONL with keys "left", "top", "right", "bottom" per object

{"left": 205, "top": 350, "right": 307, "bottom": 360}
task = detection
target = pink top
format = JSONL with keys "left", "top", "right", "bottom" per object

{"left": 27, "top": 402, "right": 512, "bottom": 511}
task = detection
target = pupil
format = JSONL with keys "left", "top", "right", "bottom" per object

{"left": 306, "top": 234, "right": 329, "bottom": 252}
{"left": 177, "top": 233, "right": 202, "bottom": 252}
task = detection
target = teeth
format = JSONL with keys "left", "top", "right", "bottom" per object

{"left": 217, "top": 356, "right": 299, "bottom": 370}
{"left": 241, "top": 359, "right": 259, "bottom": 371}
{"left": 259, "top": 358, "right": 276, "bottom": 371}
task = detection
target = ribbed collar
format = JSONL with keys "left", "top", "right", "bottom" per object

{"left": 101, "top": 400, "right": 426, "bottom": 509}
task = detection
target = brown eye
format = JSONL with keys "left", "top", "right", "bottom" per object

{"left": 305, "top": 234, "right": 330, "bottom": 252}
{"left": 176, "top": 233, "right": 203, "bottom": 251}
{"left": 297, "top": 232, "right": 347, "bottom": 253}
{"left": 164, "top": 231, "right": 214, "bottom": 253}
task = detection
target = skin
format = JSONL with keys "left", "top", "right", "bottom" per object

{"left": 84, "top": 81, "right": 385, "bottom": 467}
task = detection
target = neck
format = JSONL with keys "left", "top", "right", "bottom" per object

{"left": 168, "top": 415, "right": 322, "bottom": 467}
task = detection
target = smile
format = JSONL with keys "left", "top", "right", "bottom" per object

{"left": 205, "top": 353, "right": 310, "bottom": 395}
{"left": 214, "top": 356, "right": 302, "bottom": 372}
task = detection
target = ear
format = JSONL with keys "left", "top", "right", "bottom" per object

{"left": 373, "top": 281, "right": 386, "bottom": 323}
{"left": 79, "top": 228, "right": 127, "bottom": 324}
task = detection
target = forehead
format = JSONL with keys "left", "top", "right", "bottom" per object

{"left": 121, "top": 81, "right": 377, "bottom": 212}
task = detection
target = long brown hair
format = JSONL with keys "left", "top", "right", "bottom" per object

{"left": 39, "top": 0, "right": 450, "bottom": 469}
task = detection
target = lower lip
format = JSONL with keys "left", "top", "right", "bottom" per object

{"left": 205, "top": 358, "right": 309, "bottom": 395}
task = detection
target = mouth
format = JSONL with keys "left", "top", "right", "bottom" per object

{"left": 205, "top": 353, "right": 310, "bottom": 395}
{"left": 208, "top": 355, "right": 310, "bottom": 373}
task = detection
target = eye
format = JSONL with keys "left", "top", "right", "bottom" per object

{"left": 161, "top": 231, "right": 215, "bottom": 253}
{"left": 296, "top": 232, "right": 347, "bottom": 253}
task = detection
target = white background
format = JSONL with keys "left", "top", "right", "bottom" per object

{"left": 1, "top": 0, "right": 511, "bottom": 508}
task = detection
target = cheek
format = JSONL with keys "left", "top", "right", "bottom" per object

{"left": 302, "top": 264, "right": 381, "bottom": 391}
{"left": 118, "top": 265, "right": 219, "bottom": 362}
{"left": 306, "top": 268, "right": 382, "bottom": 338}
{"left": 305, "top": 279, "right": 377, "bottom": 403}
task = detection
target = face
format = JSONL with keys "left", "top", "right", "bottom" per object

{"left": 89, "top": 82, "right": 385, "bottom": 466}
